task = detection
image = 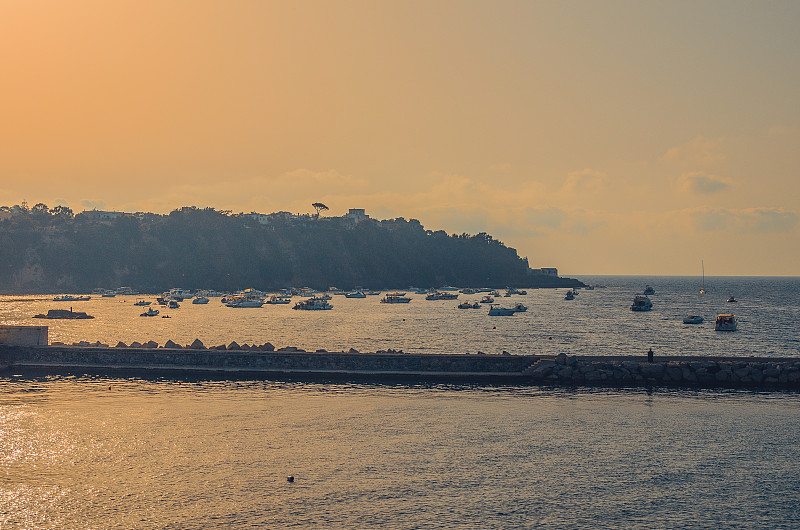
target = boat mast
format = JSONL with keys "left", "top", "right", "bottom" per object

{"left": 700, "top": 260, "right": 705, "bottom": 294}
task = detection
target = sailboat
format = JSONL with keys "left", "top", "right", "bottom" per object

{"left": 699, "top": 260, "right": 705, "bottom": 294}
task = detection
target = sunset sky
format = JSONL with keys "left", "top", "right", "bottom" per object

{"left": 2, "top": 0, "right": 798, "bottom": 275}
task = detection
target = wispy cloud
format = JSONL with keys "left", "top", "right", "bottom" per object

{"left": 661, "top": 136, "right": 726, "bottom": 169}
{"left": 690, "top": 207, "right": 798, "bottom": 234}
{"left": 677, "top": 172, "right": 732, "bottom": 195}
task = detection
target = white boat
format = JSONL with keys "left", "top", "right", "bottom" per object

{"left": 53, "top": 294, "right": 91, "bottom": 302}
{"left": 700, "top": 260, "right": 706, "bottom": 294}
{"left": 630, "top": 295, "right": 653, "bottom": 311}
{"left": 643, "top": 285, "right": 655, "bottom": 295}
{"left": 345, "top": 291, "right": 367, "bottom": 298}
{"left": 168, "top": 300, "right": 180, "bottom": 309}
{"left": 140, "top": 307, "right": 160, "bottom": 317}
{"left": 101, "top": 290, "right": 116, "bottom": 298}
{"left": 564, "top": 290, "right": 575, "bottom": 300}
{"left": 479, "top": 295, "right": 494, "bottom": 304}
{"left": 192, "top": 297, "right": 210, "bottom": 304}
{"left": 133, "top": 300, "right": 151, "bottom": 306}
{"left": 426, "top": 291, "right": 459, "bottom": 300}
{"left": 488, "top": 305, "right": 516, "bottom": 316}
{"left": 715, "top": 314, "right": 737, "bottom": 331}
{"left": 293, "top": 297, "right": 333, "bottom": 310}
{"left": 512, "top": 303, "right": 528, "bottom": 312}
{"left": 458, "top": 301, "right": 480, "bottom": 309}
{"left": 683, "top": 315, "right": 704, "bottom": 324}
{"left": 226, "top": 295, "right": 264, "bottom": 308}
{"left": 727, "top": 296, "right": 737, "bottom": 303}
{"left": 264, "top": 295, "right": 292, "bottom": 305}
{"left": 381, "top": 293, "right": 411, "bottom": 303}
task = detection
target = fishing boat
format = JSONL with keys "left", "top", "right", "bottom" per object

{"left": 715, "top": 314, "right": 737, "bottom": 331}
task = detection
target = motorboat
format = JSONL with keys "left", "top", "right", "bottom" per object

{"left": 381, "top": 293, "right": 411, "bottom": 303}
{"left": 727, "top": 296, "right": 737, "bottom": 303}
{"left": 488, "top": 305, "right": 516, "bottom": 316}
{"left": 133, "top": 300, "right": 151, "bottom": 306}
{"left": 426, "top": 291, "right": 458, "bottom": 300}
{"left": 293, "top": 297, "right": 333, "bottom": 310}
{"left": 630, "top": 295, "right": 653, "bottom": 311}
{"left": 564, "top": 290, "right": 575, "bottom": 300}
{"left": 264, "top": 295, "right": 292, "bottom": 305}
{"left": 480, "top": 295, "right": 494, "bottom": 304}
{"left": 458, "top": 301, "right": 480, "bottom": 309}
{"left": 345, "top": 291, "right": 367, "bottom": 298}
{"left": 140, "top": 307, "right": 160, "bottom": 317}
{"left": 683, "top": 315, "right": 704, "bottom": 324}
{"left": 506, "top": 287, "right": 527, "bottom": 296}
{"left": 53, "top": 294, "right": 91, "bottom": 302}
{"left": 460, "top": 288, "right": 477, "bottom": 295}
{"left": 715, "top": 314, "right": 737, "bottom": 331}
{"left": 101, "top": 290, "right": 116, "bottom": 297}
{"left": 512, "top": 303, "right": 528, "bottom": 312}
{"left": 168, "top": 300, "right": 180, "bottom": 309}
{"left": 226, "top": 295, "right": 264, "bottom": 308}
{"left": 643, "top": 285, "right": 655, "bottom": 295}
{"left": 192, "top": 296, "right": 210, "bottom": 304}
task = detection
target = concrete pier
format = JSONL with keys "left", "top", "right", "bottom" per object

{"left": 1, "top": 345, "right": 799, "bottom": 389}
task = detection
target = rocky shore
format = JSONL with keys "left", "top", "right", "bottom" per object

{"left": 2, "top": 343, "right": 800, "bottom": 389}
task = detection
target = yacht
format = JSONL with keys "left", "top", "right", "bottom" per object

{"left": 293, "top": 297, "right": 333, "bottom": 310}
{"left": 226, "top": 295, "right": 264, "bottom": 308}
{"left": 133, "top": 300, "right": 151, "bottom": 306}
{"left": 683, "top": 315, "right": 704, "bottom": 324}
{"left": 488, "top": 305, "right": 516, "bottom": 316}
{"left": 715, "top": 314, "right": 737, "bottom": 331}
{"left": 264, "top": 295, "right": 292, "bottom": 305}
{"left": 53, "top": 294, "right": 91, "bottom": 302}
{"left": 381, "top": 293, "right": 412, "bottom": 303}
{"left": 192, "top": 296, "right": 210, "bottom": 304}
{"left": 345, "top": 291, "right": 367, "bottom": 298}
{"left": 630, "top": 295, "right": 653, "bottom": 311}
{"left": 512, "top": 303, "right": 528, "bottom": 312}
{"left": 458, "top": 301, "right": 481, "bottom": 309}
{"left": 480, "top": 295, "right": 494, "bottom": 304}
{"left": 643, "top": 285, "right": 655, "bottom": 295}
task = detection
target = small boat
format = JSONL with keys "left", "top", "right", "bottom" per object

{"left": 480, "top": 295, "right": 494, "bottom": 304}
{"left": 345, "top": 291, "right": 367, "bottom": 298}
{"left": 101, "top": 290, "right": 117, "bottom": 298}
{"left": 192, "top": 296, "right": 210, "bottom": 304}
{"left": 264, "top": 295, "right": 292, "bottom": 305}
{"left": 168, "top": 300, "right": 180, "bottom": 309}
{"left": 133, "top": 300, "right": 151, "bottom": 306}
{"left": 140, "top": 307, "right": 160, "bottom": 317}
{"left": 53, "top": 294, "right": 91, "bottom": 302}
{"left": 727, "top": 296, "right": 737, "bottom": 303}
{"left": 381, "top": 293, "right": 411, "bottom": 303}
{"left": 293, "top": 297, "right": 333, "bottom": 310}
{"left": 683, "top": 315, "right": 704, "bottom": 324}
{"left": 564, "top": 290, "right": 575, "bottom": 300}
{"left": 630, "top": 295, "right": 653, "bottom": 311}
{"left": 643, "top": 285, "right": 655, "bottom": 295}
{"left": 488, "top": 305, "right": 516, "bottom": 316}
{"left": 458, "top": 301, "right": 480, "bottom": 309}
{"left": 715, "top": 314, "right": 737, "bottom": 331}
{"left": 512, "top": 303, "right": 527, "bottom": 312}
{"left": 161, "top": 315, "right": 171, "bottom": 318}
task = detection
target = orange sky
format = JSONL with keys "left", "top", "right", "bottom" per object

{"left": 2, "top": 0, "right": 799, "bottom": 275}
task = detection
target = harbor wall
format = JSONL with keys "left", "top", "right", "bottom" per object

{"left": 1, "top": 346, "right": 799, "bottom": 389}
{"left": 0, "top": 326, "right": 48, "bottom": 346}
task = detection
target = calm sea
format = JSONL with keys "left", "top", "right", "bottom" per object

{"left": 2, "top": 277, "right": 800, "bottom": 528}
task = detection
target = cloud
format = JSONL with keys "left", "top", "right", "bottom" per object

{"left": 660, "top": 136, "right": 726, "bottom": 168}
{"left": 81, "top": 199, "right": 106, "bottom": 210}
{"left": 560, "top": 169, "right": 607, "bottom": 195}
{"left": 677, "top": 172, "right": 732, "bottom": 195}
{"left": 690, "top": 207, "right": 798, "bottom": 234}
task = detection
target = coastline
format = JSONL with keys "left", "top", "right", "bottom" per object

{"left": 2, "top": 345, "right": 799, "bottom": 390}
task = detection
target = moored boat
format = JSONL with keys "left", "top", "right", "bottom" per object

{"left": 192, "top": 296, "right": 210, "bottom": 304}
{"left": 488, "top": 305, "right": 516, "bottom": 316}
{"left": 53, "top": 294, "right": 91, "bottom": 302}
{"left": 643, "top": 285, "right": 655, "bottom": 295}
{"left": 140, "top": 307, "right": 160, "bottom": 317}
{"left": 458, "top": 301, "right": 480, "bottom": 309}
{"left": 683, "top": 315, "right": 704, "bottom": 324}
{"left": 293, "top": 297, "right": 333, "bottom": 310}
{"left": 264, "top": 295, "right": 292, "bottom": 305}
{"left": 133, "top": 300, "right": 151, "bottom": 306}
{"left": 630, "top": 295, "right": 653, "bottom": 311}
{"left": 345, "top": 291, "right": 367, "bottom": 298}
{"left": 715, "top": 314, "right": 737, "bottom": 331}
{"left": 479, "top": 295, "right": 494, "bottom": 304}
{"left": 381, "top": 293, "right": 411, "bottom": 303}
{"left": 512, "top": 303, "right": 527, "bottom": 312}
{"left": 564, "top": 290, "right": 575, "bottom": 300}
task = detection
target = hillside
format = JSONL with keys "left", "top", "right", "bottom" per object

{"left": 0, "top": 205, "right": 581, "bottom": 293}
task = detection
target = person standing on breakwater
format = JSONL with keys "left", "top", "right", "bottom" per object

{"left": 647, "top": 348, "right": 654, "bottom": 363}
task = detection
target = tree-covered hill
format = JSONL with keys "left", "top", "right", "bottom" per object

{"left": 0, "top": 205, "right": 581, "bottom": 293}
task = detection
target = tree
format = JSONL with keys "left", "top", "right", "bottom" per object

{"left": 31, "top": 203, "right": 50, "bottom": 216}
{"left": 312, "top": 202, "right": 329, "bottom": 217}
{"left": 50, "top": 205, "right": 74, "bottom": 219}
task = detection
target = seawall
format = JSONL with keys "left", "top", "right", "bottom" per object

{"left": 2, "top": 345, "right": 800, "bottom": 389}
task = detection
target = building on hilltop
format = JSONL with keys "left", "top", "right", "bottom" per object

{"left": 531, "top": 267, "right": 558, "bottom": 276}
{"left": 344, "top": 208, "right": 369, "bottom": 224}
{"left": 78, "top": 210, "right": 126, "bottom": 221}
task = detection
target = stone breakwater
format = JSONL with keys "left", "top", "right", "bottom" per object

{"left": 2, "top": 345, "right": 800, "bottom": 389}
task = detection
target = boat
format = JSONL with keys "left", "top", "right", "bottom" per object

{"left": 700, "top": 260, "right": 706, "bottom": 294}
{"left": 225, "top": 295, "right": 264, "bottom": 308}
{"left": 101, "top": 290, "right": 116, "bottom": 298}
{"left": 715, "top": 314, "right": 737, "bottom": 331}
{"left": 458, "top": 301, "right": 480, "bottom": 309}
{"left": 293, "top": 297, "right": 333, "bottom": 310}
{"left": 426, "top": 291, "right": 459, "bottom": 300}
{"left": 506, "top": 287, "right": 527, "bottom": 296}
{"left": 683, "top": 315, "right": 704, "bottom": 324}
{"left": 512, "top": 303, "right": 528, "bottom": 312}
{"left": 345, "top": 291, "right": 367, "bottom": 298}
{"left": 133, "top": 300, "right": 151, "bottom": 306}
{"left": 630, "top": 295, "right": 653, "bottom": 311}
{"left": 564, "top": 290, "right": 575, "bottom": 300}
{"left": 53, "top": 294, "right": 91, "bottom": 302}
{"left": 727, "top": 296, "right": 737, "bottom": 303}
{"left": 264, "top": 295, "right": 292, "bottom": 305}
{"left": 34, "top": 309, "right": 93, "bottom": 319}
{"left": 192, "top": 296, "right": 210, "bottom": 304}
{"left": 479, "top": 295, "right": 494, "bottom": 304}
{"left": 381, "top": 293, "right": 411, "bottom": 303}
{"left": 643, "top": 285, "right": 655, "bottom": 295}
{"left": 140, "top": 307, "right": 160, "bottom": 317}
{"left": 168, "top": 300, "right": 180, "bottom": 309}
{"left": 460, "top": 288, "right": 477, "bottom": 295}
{"left": 488, "top": 305, "right": 516, "bottom": 316}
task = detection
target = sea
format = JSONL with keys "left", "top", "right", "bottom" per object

{"left": 2, "top": 276, "right": 800, "bottom": 528}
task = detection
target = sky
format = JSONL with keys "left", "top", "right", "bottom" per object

{"left": 1, "top": 0, "right": 799, "bottom": 276}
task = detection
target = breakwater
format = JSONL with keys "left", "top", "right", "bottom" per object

{"left": 2, "top": 345, "right": 800, "bottom": 389}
